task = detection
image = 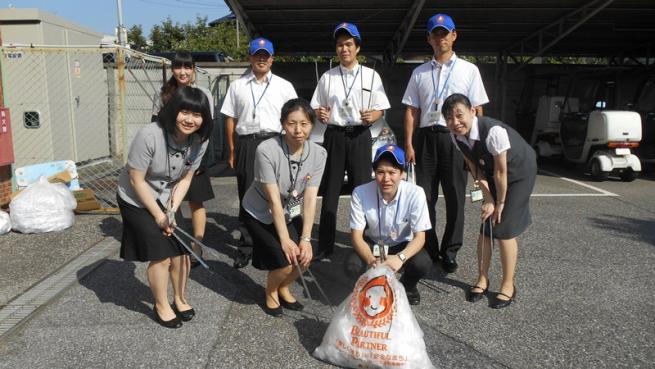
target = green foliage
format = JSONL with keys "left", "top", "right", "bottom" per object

{"left": 128, "top": 16, "right": 249, "bottom": 60}
{"left": 126, "top": 25, "right": 148, "bottom": 51}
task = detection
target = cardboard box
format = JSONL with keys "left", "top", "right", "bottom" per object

{"left": 73, "top": 189, "right": 101, "bottom": 211}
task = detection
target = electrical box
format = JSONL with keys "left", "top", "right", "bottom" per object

{"left": 0, "top": 107, "right": 14, "bottom": 166}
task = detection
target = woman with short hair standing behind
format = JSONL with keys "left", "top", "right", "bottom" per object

{"left": 442, "top": 93, "right": 537, "bottom": 309}
{"left": 118, "top": 86, "right": 213, "bottom": 327}
{"left": 241, "top": 98, "right": 327, "bottom": 317}
{"left": 152, "top": 51, "right": 215, "bottom": 268}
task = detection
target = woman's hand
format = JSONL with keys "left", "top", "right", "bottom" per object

{"left": 383, "top": 255, "right": 404, "bottom": 272}
{"left": 480, "top": 201, "right": 495, "bottom": 223}
{"left": 493, "top": 202, "right": 505, "bottom": 225}
{"left": 297, "top": 240, "right": 313, "bottom": 267}
{"left": 155, "top": 213, "right": 174, "bottom": 236}
{"left": 281, "top": 237, "right": 299, "bottom": 266}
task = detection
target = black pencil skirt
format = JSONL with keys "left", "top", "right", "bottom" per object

{"left": 118, "top": 195, "right": 188, "bottom": 262}
{"left": 243, "top": 211, "right": 304, "bottom": 271}
{"left": 482, "top": 170, "right": 537, "bottom": 240}
{"left": 184, "top": 169, "right": 215, "bottom": 203}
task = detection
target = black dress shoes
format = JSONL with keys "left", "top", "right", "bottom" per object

{"left": 490, "top": 286, "right": 517, "bottom": 309}
{"left": 466, "top": 282, "right": 489, "bottom": 303}
{"left": 312, "top": 250, "right": 333, "bottom": 262}
{"left": 262, "top": 303, "right": 283, "bottom": 317}
{"left": 153, "top": 305, "right": 182, "bottom": 329}
{"left": 171, "top": 303, "right": 195, "bottom": 322}
{"left": 280, "top": 298, "right": 304, "bottom": 311}
{"left": 406, "top": 288, "right": 421, "bottom": 305}
{"left": 441, "top": 258, "right": 458, "bottom": 273}
{"left": 233, "top": 250, "right": 252, "bottom": 269}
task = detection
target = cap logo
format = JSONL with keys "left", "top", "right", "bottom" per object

{"left": 387, "top": 145, "right": 394, "bottom": 151}
{"left": 258, "top": 39, "right": 265, "bottom": 45}
{"left": 437, "top": 15, "right": 444, "bottom": 23}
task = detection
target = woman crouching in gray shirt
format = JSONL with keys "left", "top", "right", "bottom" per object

{"left": 117, "top": 86, "right": 213, "bottom": 328}
{"left": 242, "top": 98, "right": 327, "bottom": 317}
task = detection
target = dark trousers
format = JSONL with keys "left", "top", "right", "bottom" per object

{"left": 318, "top": 126, "right": 372, "bottom": 254}
{"left": 414, "top": 126, "right": 467, "bottom": 261}
{"left": 235, "top": 134, "right": 275, "bottom": 250}
{"left": 372, "top": 240, "right": 432, "bottom": 291}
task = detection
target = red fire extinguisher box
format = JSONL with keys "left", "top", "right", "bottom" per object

{"left": 0, "top": 107, "right": 14, "bottom": 166}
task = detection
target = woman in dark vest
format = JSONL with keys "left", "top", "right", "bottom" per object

{"left": 441, "top": 93, "right": 537, "bottom": 309}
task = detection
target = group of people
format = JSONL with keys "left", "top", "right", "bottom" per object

{"left": 116, "top": 12, "right": 537, "bottom": 328}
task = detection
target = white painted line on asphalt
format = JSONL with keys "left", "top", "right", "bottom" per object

{"left": 539, "top": 169, "right": 619, "bottom": 196}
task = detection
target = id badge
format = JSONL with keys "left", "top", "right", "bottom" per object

{"left": 373, "top": 244, "right": 380, "bottom": 257}
{"left": 167, "top": 209, "right": 175, "bottom": 225}
{"left": 470, "top": 183, "right": 483, "bottom": 203}
{"left": 428, "top": 110, "right": 441, "bottom": 122}
{"left": 383, "top": 245, "right": 389, "bottom": 257}
{"left": 284, "top": 196, "right": 303, "bottom": 222}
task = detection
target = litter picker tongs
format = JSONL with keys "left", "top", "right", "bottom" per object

{"left": 172, "top": 226, "right": 211, "bottom": 270}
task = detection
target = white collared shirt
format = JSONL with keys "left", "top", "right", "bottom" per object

{"left": 402, "top": 53, "right": 489, "bottom": 128}
{"left": 350, "top": 180, "right": 431, "bottom": 246}
{"left": 220, "top": 70, "right": 297, "bottom": 135}
{"left": 310, "top": 62, "right": 391, "bottom": 126}
{"left": 451, "top": 116, "right": 511, "bottom": 155}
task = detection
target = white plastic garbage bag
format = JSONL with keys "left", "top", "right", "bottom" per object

{"left": 9, "top": 176, "right": 76, "bottom": 233}
{"left": 0, "top": 210, "right": 10, "bottom": 234}
{"left": 313, "top": 265, "right": 435, "bottom": 369}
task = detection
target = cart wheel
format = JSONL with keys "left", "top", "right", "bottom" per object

{"left": 619, "top": 169, "right": 638, "bottom": 182}
{"left": 590, "top": 159, "right": 609, "bottom": 181}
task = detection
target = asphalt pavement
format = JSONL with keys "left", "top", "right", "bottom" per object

{"left": 0, "top": 165, "right": 653, "bottom": 369}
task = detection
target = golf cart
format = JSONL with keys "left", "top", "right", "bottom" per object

{"left": 630, "top": 70, "right": 655, "bottom": 172}
{"left": 559, "top": 72, "right": 642, "bottom": 181}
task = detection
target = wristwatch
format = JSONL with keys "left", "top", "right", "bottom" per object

{"left": 397, "top": 253, "right": 407, "bottom": 263}
{"left": 300, "top": 236, "right": 312, "bottom": 243}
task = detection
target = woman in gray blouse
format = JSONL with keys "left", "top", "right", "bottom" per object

{"left": 117, "top": 86, "right": 213, "bottom": 328}
{"left": 242, "top": 98, "right": 327, "bottom": 317}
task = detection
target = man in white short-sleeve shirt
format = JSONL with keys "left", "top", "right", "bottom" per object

{"left": 310, "top": 22, "right": 391, "bottom": 260}
{"left": 402, "top": 13, "right": 489, "bottom": 273}
{"left": 350, "top": 144, "right": 432, "bottom": 305}
{"left": 220, "top": 37, "right": 298, "bottom": 268}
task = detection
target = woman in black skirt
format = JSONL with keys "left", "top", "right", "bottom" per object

{"left": 117, "top": 86, "right": 213, "bottom": 327}
{"left": 442, "top": 93, "right": 537, "bottom": 309}
{"left": 151, "top": 51, "right": 215, "bottom": 268}
{"left": 241, "top": 98, "right": 327, "bottom": 316}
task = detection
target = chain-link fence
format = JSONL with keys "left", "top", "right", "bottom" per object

{"left": 0, "top": 45, "right": 225, "bottom": 207}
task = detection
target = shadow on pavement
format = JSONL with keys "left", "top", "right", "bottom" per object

{"left": 99, "top": 216, "right": 122, "bottom": 241}
{"left": 293, "top": 317, "right": 329, "bottom": 355}
{"left": 77, "top": 260, "right": 153, "bottom": 319}
{"left": 190, "top": 259, "right": 263, "bottom": 305}
{"left": 589, "top": 214, "right": 655, "bottom": 246}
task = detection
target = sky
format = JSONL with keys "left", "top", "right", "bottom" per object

{"left": 1, "top": 0, "right": 231, "bottom": 36}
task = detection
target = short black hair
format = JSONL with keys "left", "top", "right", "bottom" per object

{"left": 441, "top": 93, "right": 472, "bottom": 117}
{"left": 373, "top": 152, "right": 405, "bottom": 172}
{"left": 334, "top": 29, "right": 361, "bottom": 47}
{"left": 158, "top": 86, "right": 213, "bottom": 142}
{"left": 280, "top": 98, "right": 316, "bottom": 124}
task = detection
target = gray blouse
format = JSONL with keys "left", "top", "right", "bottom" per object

{"left": 117, "top": 122, "right": 208, "bottom": 208}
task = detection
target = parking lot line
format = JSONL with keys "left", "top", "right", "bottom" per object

{"left": 538, "top": 169, "right": 619, "bottom": 196}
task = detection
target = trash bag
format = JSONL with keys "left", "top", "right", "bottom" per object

{"left": 9, "top": 176, "right": 76, "bottom": 233}
{"left": 0, "top": 210, "right": 10, "bottom": 234}
{"left": 313, "top": 265, "right": 435, "bottom": 369}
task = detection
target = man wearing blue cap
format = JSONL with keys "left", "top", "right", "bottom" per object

{"left": 349, "top": 144, "right": 432, "bottom": 305}
{"left": 221, "top": 37, "right": 298, "bottom": 268}
{"left": 402, "top": 13, "right": 489, "bottom": 273}
{"left": 311, "top": 22, "right": 391, "bottom": 260}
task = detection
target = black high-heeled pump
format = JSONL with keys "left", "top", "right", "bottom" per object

{"left": 490, "top": 285, "right": 517, "bottom": 309}
{"left": 153, "top": 305, "right": 182, "bottom": 328}
{"left": 466, "top": 279, "right": 489, "bottom": 303}
{"left": 280, "top": 298, "right": 304, "bottom": 311}
{"left": 171, "top": 303, "right": 195, "bottom": 321}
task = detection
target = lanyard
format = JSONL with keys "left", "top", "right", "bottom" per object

{"left": 431, "top": 58, "right": 457, "bottom": 109}
{"left": 376, "top": 189, "right": 402, "bottom": 245}
{"left": 281, "top": 137, "right": 309, "bottom": 197}
{"left": 250, "top": 75, "right": 272, "bottom": 119}
{"left": 339, "top": 65, "right": 361, "bottom": 103}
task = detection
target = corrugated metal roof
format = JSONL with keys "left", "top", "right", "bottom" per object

{"left": 224, "top": 0, "right": 655, "bottom": 61}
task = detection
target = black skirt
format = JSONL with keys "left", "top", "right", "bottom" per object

{"left": 482, "top": 170, "right": 537, "bottom": 240}
{"left": 243, "top": 211, "right": 303, "bottom": 271}
{"left": 117, "top": 195, "right": 188, "bottom": 262}
{"left": 184, "top": 169, "right": 215, "bottom": 203}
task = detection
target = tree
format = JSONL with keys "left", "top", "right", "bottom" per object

{"left": 127, "top": 25, "right": 148, "bottom": 51}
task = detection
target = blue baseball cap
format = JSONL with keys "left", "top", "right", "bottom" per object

{"left": 373, "top": 144, "right": 406, "bottom": 167}
{"left": 427, "top": 13, "right": 456, "bottom": 33}
{"left": 333, "top": 22, "right": 361, "bottom": 41}
{"left": 248, "top": 37, "right": 274, "bottom": 55}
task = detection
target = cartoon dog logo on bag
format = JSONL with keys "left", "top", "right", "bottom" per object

{"left": 351, "top": 274, "right": 395, "bottom": 328}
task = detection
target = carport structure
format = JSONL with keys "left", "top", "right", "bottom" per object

{"left": 224, "top": 0, "right": 655, "bottom": 119}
